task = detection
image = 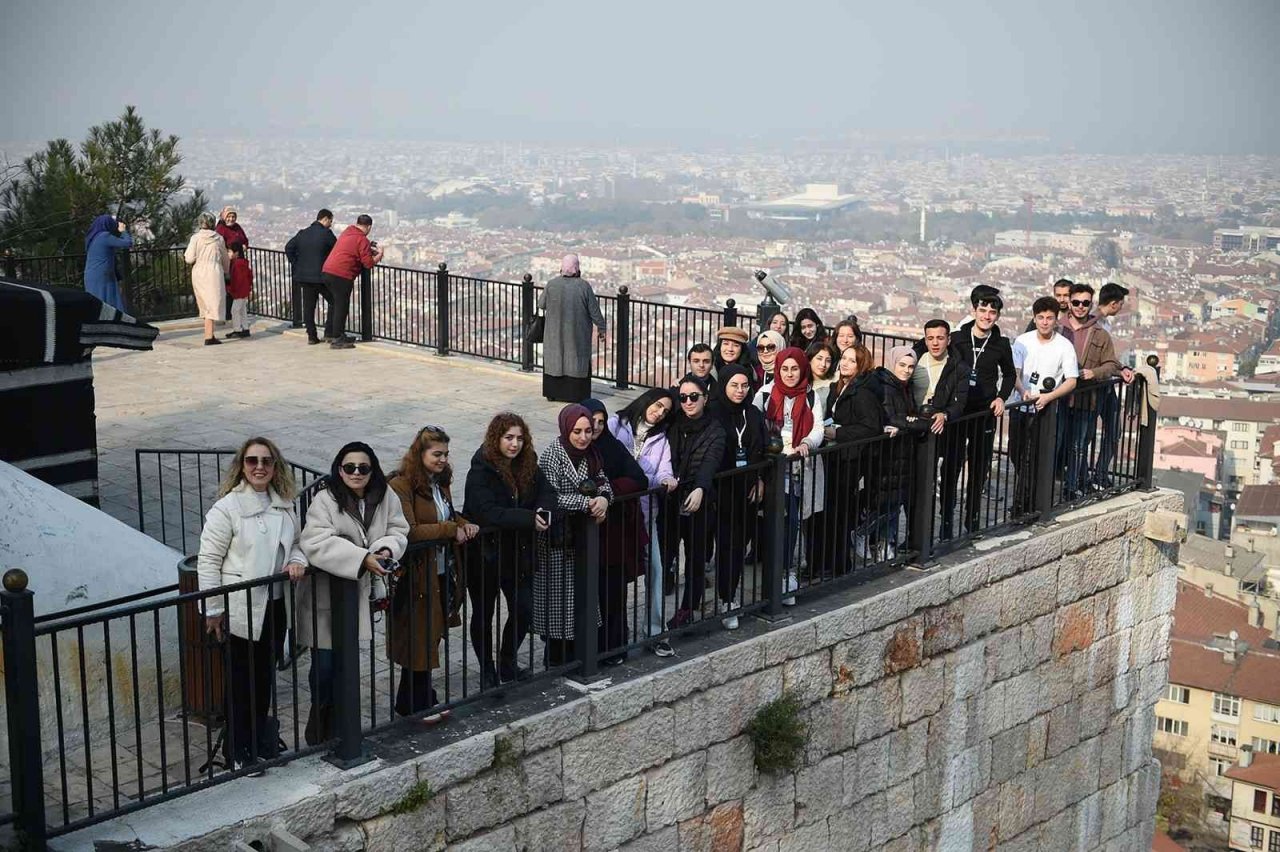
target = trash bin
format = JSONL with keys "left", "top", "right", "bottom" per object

{"left": 178, "top": 555, "right": 225, "bottom": 721}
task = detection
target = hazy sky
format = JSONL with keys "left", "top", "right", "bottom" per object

{"left": 4, "top": 0, "right": 1278, "bottom": 153}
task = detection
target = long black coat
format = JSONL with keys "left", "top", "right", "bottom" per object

{"left": 669, "top": 418, "right": 727, "bottom": 503}
{"left": 463, "top": 449, "right": 555, "bottom": 576}
{"left": 879, "top": 369, "right": 920, "bottom": 502}
{"left": 826, "top": 374, "right": 886, "bottom": 451}
{"left": 284, "top": 221, "right": 338, "bottom": 284}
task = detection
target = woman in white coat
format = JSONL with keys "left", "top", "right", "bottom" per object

{"left": 197, "top": 436, "right": 307, "bottom": 769}
{"left": 298, "top": 441, "right": 407, "bottom": 744}
{"left": 184, "top": 211, "right": 230, "bottom": 346}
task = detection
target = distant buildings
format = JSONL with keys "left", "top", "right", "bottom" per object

{"left": 992, "top": 228, "right": 1139, "bottom": 255}
{"left": 1215, "top": 227, "right": 1280, "bottom": 254}
{"left": 1157, "top": 397, "right": 1280, "bottom": 490}
{"left": 744, "top": 184, "right": 862, "bottom": 222}
{"left": 1224, "top": 751, "right": 1280, "bottom": 852}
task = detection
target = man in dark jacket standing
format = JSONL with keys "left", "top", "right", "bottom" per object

{"left": 948, "top": 292, "right": 1016, "bottom": 536}
{"left": 321, "top": 214, "right": 383, "bottom": 350}
{"left": 910, "top": 319, "right": 971, "bottom": 541}
{"left": 285, "top": 209, "right": 337, "bottom": 345}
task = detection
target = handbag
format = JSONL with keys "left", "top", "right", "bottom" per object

{"left": 526, "top": 314, "right": 545, "bottom": 344}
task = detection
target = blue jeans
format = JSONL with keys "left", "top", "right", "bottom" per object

{"left": 1058, "top": 407, "right": 1094, "bottom": 496}
{"left": 1093, "top": 388, "right": 1120, "bottom": 485}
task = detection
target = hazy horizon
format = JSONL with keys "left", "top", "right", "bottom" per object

{"left": 4, "top": 0, "right": 1279, "bottom": 155}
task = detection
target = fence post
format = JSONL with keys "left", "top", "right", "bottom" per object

{"left": 359, "top": 268, "right": 374, "bottom": 342}
{"left": 1136, "top": 376, "right": 1157, "bottom": 491}
{"left": 571, "top": 514, "right": 601, "bottom": 681}
{"left": 909, "top": 433, "right": 938, "bottom": 565}
{"left": 324, "top": 575, "right": 371, "bottom": 769}
{"left": 614, "top": 286, "right": 630, "bottom": 390}
{"left": 1034, "top": 400, "right": 1060, "bottom": 520}
{"left": 521, "top": 273, "right": 535, "bottom": 372}
{"left": 436, "top": 263, "right": 451, "bottom": 356}
{"left": 723, "top": 298, "right": 738, "bottom": 328}
{"left": 2, "top": 252, "right": 17, "bottom": 280}
{"left": 762, "top": 452, "right": 788, "bottom": 620}
{"left": 2, "top": 569, "right": 47, "bottom": 850}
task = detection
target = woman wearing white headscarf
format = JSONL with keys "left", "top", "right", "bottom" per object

{"left": 538, "top": 254, "right": 607, "bottom": 402}
{"left": 185, "top": 212, "right": 231, "bottom": 346}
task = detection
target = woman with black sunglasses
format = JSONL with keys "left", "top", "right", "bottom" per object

{"left": 299, "top": 442, "right": 408, "bottom": 743}
{"left": 663, "top": 375, "right": 726, "bottom": 631}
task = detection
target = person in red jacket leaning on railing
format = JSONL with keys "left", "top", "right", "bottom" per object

{"left": 320, "top": 214, "right": 384, "bottom": 350}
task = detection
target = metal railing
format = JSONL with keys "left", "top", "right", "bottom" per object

{"left": 3, "top": 246, "right": 915, "bottom": 389}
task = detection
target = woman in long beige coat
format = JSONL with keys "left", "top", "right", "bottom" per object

{"left": 298, "top": 441, "right": 408, "bottom": 744}
{"left": 184, "top": 211, "right": 230, "bottom": 346}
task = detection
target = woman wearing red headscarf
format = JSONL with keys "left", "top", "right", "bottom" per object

{"left": 534, "top": 404, "right": 613, "bottom": 665}
{"left": 752, "top": 347, "right": 826, "bottom": 605}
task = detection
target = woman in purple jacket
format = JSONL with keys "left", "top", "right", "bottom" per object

{"left": 607, "top": 388, "right": 679, "bottom": 655}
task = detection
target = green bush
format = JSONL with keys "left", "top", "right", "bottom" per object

{"left": 745, "top": 693, "right": 807, "bottom": 774}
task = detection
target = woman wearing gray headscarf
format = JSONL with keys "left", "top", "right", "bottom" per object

{"left": 538, "top": 254, "right": 607, "bottom": 402}
{"left": 185, "top": 212, "right": 231, "bottom": 346}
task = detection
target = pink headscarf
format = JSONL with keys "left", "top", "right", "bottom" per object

{"left": 560, "top": 254, "right": 581, "bottom": 277}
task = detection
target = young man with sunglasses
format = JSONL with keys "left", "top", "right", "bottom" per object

{"left": 1059, "top": 283, "right": 1122, "bottom": 496}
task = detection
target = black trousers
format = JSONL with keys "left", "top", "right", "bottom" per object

{"left": 598, "top": 562, "right": 630, "bottom": 658}
{"left": 716, "top": 485, "right": 758, "bottom": 603}
{"left": 939, "top": 415, "right": 998, "bottom": 538}
{"left": 668, "top": 506, "right": 714, "bottom": 612}
{"left": 466, "top": 556, "right": 533, "bottom": 671}
{"left": 322, "top": 273, "right": 353, "bottom": 339}
{"left": 300, "top": 281, "right": 334, "bottom": 340}
{"left": 225, "top": 597, "right": 286, "bottom": 763}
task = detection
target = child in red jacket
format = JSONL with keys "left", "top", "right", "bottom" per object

{"left": 226, "top": 244, "right": 253, "bottom": 338}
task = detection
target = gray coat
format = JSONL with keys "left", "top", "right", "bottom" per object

{"left": 538, "top": 276, "right": 606, "bottom": 378}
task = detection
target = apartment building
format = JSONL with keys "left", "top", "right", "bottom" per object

{"left": 1158, "top": 398, "right": 1280, "bottom": 490}
{"left": 1225, "top": 750, "right": 1280, "bottom": 852}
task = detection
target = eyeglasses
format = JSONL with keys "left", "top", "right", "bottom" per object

{"left": 244, "top": 455, "right": 274, "bottom": 468}
{"left": 758, "top": 344, "right": 777, "bottom": 352}
{"left": 341, "top": 463, "right": 373, "bottom": 475}
{"left": 678, "top": 393, "right": 703, "bottom": 403}
{"left": 1070, "top": 299, "right": 1092, "bottom": 307}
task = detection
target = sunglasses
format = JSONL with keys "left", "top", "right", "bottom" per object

{"left": 341, "top": 463, "right": 373, "bottom": 475}
{"left": 758, "top": 343, "right": 777, "bottom": 352}
{"left": 1070, "top": 299, "right": 1092, "bottom": 307}
{"left": 244, "top": 455, "right": 275, "bottom": 468}
{"left": 678, "top": 392, "right": 703, "bottom": 403}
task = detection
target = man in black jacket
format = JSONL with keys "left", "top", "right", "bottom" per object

{"left": 284, "top": 209, "right": 337, "bottom": 344}
{"left": 948, "top": 292, "right": 1016, "bottom": 536}
{"left": 910, "top": 319, "right": 971, "bottom": 541}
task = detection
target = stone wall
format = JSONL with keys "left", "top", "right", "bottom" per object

{"left": 72, "top": 490, "right": 1180, "bottom": 852}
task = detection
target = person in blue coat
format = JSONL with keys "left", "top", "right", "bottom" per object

{"left": 83, "top": 214, "right": 132, "bottom": 312}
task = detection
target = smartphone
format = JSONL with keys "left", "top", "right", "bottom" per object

{"left": 536, "top": 508, "right": 551, "bottom": 526}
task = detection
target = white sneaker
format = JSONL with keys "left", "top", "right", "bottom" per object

{"left": 853, "top": 535, "right": 870, "bottom": 560}
{"left": 782, "top": 573, "right": 798, "bottom": 606}
{"left": 721, "top": 614, "right": 740, "bottom": 630}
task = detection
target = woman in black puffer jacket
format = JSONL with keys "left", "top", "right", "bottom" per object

{"left": 876, "top": 346, "right": 924, "bottom": 559}
{"left": 823, "top": 345, "right": 886, "bottom": 572}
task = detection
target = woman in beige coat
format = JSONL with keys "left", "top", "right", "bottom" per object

{"left": 298, "top": 441, "right": 408, "bottom": 744}
{"left": 197, "top": 436, "right": 306, "bottom": 769}
{"left": 184, "top": 211, "right": 230, "bottom": 346}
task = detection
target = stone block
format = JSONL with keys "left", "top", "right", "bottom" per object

{"left": 826, "top": 798, "right": 873, "bottom": 852}
{"left": 1054, "top": 554, "right": 1093, "bottom": 605}
{"left": 862, "top": 586, "right": 915, "bottom": 631}
{"left": 946, "top": 744, "right": 987, "bottom": 809}
{"left": 1045, "top": 701, "right": 1081, "bottom": 758}
{"left": 563, "top": 708, "right": 675, "bottom": 798}
{"left": 445, "top": 766, "right": 530, "bottom": 840}
{"left": 778, "top": 819, "right": 832, "bottom": 852}
{"left": 678, "top": 800, "right": 743, "bottom": 852}
{"left": 908, "top": 571, "right": 952, "bottom": 613}
{"left": 854, "top": 676, "right": 902, "bottom": 745}
{"left": 1018, "top": 526, "right": 1066, "bottom": 570}
{"left": 970, "top": 787, "right": 1001, "bottom": 852}
{"left": 707, "top": 736, "right": 756, "bottom": 806}
{"left": 999, "top": 562, "right": 1058, "bottom": 629}
{"left": 708, "top": 640, "right": 767, "bottom": 686}
{"left": 845, "top": 732, "right": 890, "bottom": 805}
{"left": 1003, "top": 668, "right": 1045, "bottom": 727}
{"left": 1052, "top": 599, "right": 1095, "bottom": 659}
{"left": 512, "top": 799, "right": 586, "bottom": 852}
{"left": 990, "top": 723, "right": 1028, "bottom": 784}
{"left": 583, "top": 776, "right": 647, "bottom": 852}
{"left": 913, "top": 761, "right": 947, "bottom": 824}
{"left": 922, "top": 601, "right": 966, "bottom": 658}
{"left": 874, "top": 779, "right": 915, "bottom": 847}
{"left": 415, "top": 731, "right": 496, "bottom": 793}
{"left": 887, "top": 718, "right": 930, "bottom": 786}
{"left": 795, "top": 755, "right": 844, "bottom": 827}
{"left": 802, "top": 693, "right": 857, "bottom": 765}
{"left": 334, "top": 760, "right": 420, "bottom": 821}
{"left": 590, "top": 676, "right": 655, "bottom": 730}
{"left": 671, "top": 668, "right": 782, "bottom": 753}
{"left": 1099, "top": 779, "right": 1127, "bottom": 841}
{"left": 944, "top": 641, "right": 986, "bottom": 702}
{"left": 524, "top": 746, "right": 565, "bottom": 810}
{"left": 948, "top": 559, "right": 990, "bottom": 597}
{"left": 359, "top": 795, "right": 446, "bottom": 852}
{"left": 765, "top": 621, "right": 820, "bottom": 665}
{"left": 742, "top": 772, "right": 796, "bottom": 850}
{"left": 1079, "top": 684, "right": 1112, "bottom": 740}
{"left": 959, "top": 583, "right": 1002, "bottom": 643}
{"left": 449, "top": 825, "right": 516, "bottom": 852}
{"left": 901, "top": 660, "right": 945, "bottom": 723}
{"left": 1035, "top": 806, "right": 1077, "bottom": 852}
{"left": 934, "top": 800, "right": 973, "bottom": 852}
{"left": 832, "top": 631, "right": 882, "bottom": 693}
{"left": 985, "top": 628, "right": 1025, "bottom": 684}
{"left": 1039, "top": 655, "right": 1086, "bottom": 712}
{"left": 1026, "top": 714, "right": 1049, "bottom": 769}
{"left": 811, "top": 606, "right": 863, "bottom": 650}
{"left": 513, "top": 700, "right": 590, "bottom": 754}
{"left": 996, "top": 772, "right": 1037, "bottom": 842}
{"left": 620, "top": 826, "right": 679, "bottom": 852}
{"left": 645, "top": 750, "right": 708, "bottom": 829}
{"left": 1075, "top": 790, "right": 1103, "bottom": 851}
{"left": 783, "top": 649, "right": 833, "bottom": 706}
{"left": 1123, "top": 707, "right": 1155, "bottom": 776}
{"left": 981, "top": 679, "right": 1009, "bottom": 738}
{"left": 652, "top": 656, "right": 713, "bottom": 705}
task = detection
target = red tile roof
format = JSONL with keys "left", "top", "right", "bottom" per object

{"left": 1225, "top": 753, "right": 1280, "bottom": 791}
{"left": 1237, "top": 485, "right": 1280, "bottom": 518}
{"left": 1151, "top": 830, "right": 1187, "bottom": 852}
{"left": 1160, "top": 397, "right": 1280, "bottom": 424}
{"left": 1168, "top": 640, "right": 1280, "bottom": 705}
{"left": 1172, "top": 581, "right": 1272, "bottom": 645}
